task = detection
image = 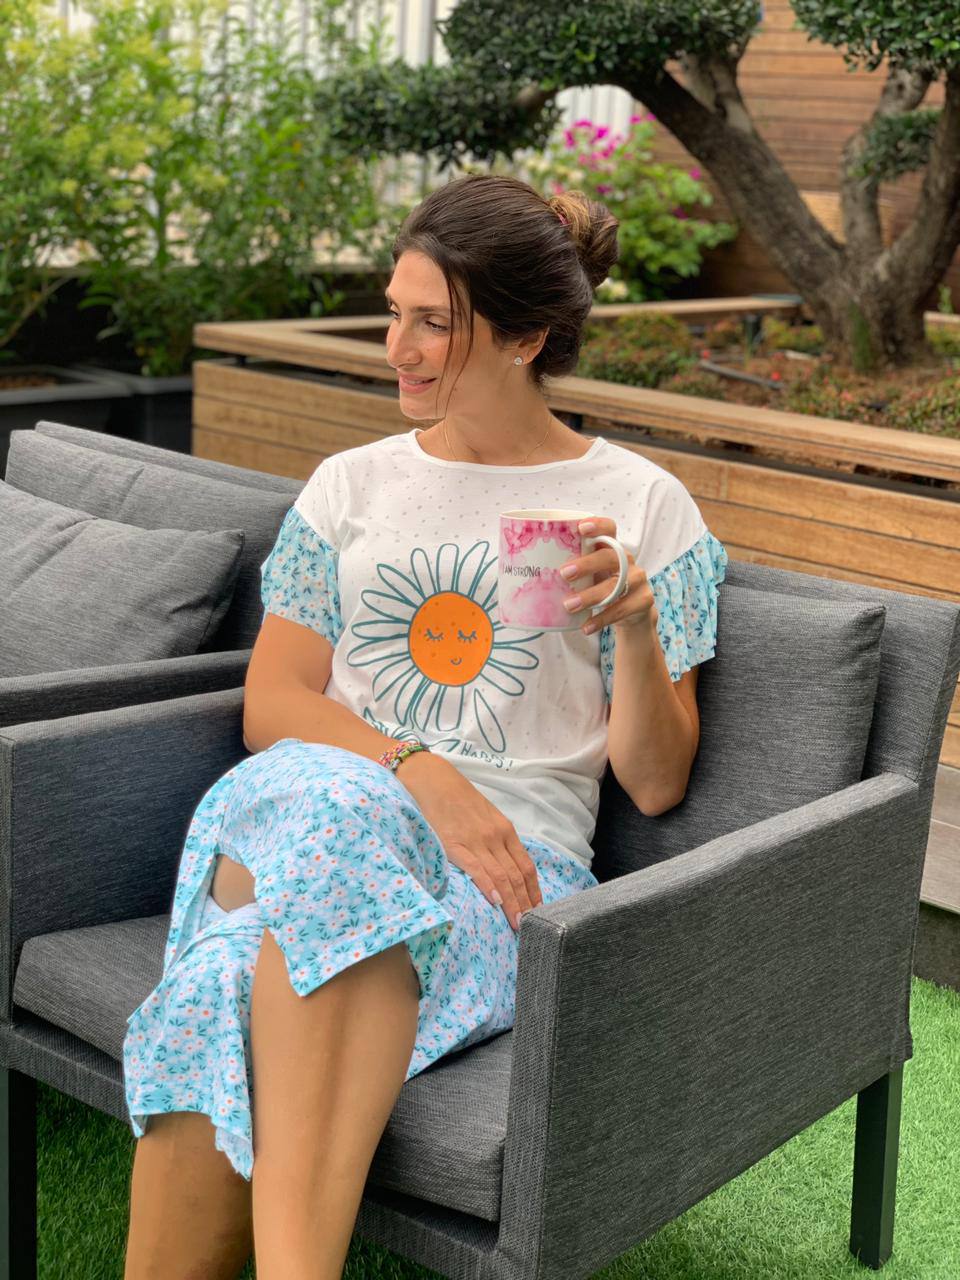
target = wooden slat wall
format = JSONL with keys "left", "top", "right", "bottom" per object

{"left": 594, "top": 432, "right": 960, "bottom": 767}
{"left": 644, "top": 0, "right": 960, "bottom": 301}
{"left": 602, "top": 438, "right": 960, "bottom": 600}
{"left": 193, "top": 362, "right": 410, "bottom": 479}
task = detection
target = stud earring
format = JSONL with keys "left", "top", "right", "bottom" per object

{"left": 514, "top": 357, "right": 523, "bottom": 365}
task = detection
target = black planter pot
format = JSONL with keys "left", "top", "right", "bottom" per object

{"left": 71, "top": 364, "right": 194, "bottom": 454}
{"left": 0, "top": 365, "right": 131, "bottom": 479}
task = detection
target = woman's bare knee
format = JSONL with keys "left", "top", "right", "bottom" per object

{"left": 211, "top": 855, "right": 256, "bottom": 912}
{"left": 126, "top": 1113, "right": 252, "bottom": 1280}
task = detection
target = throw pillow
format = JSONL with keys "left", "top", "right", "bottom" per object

{"left": 592, "top": 583, "right": 886, "bottom": 878}
{"left": 5, "top": 427, "right": 298, "bottom": 650}
{"left": 0, "top": 480, "right": 244, "bottom": 677}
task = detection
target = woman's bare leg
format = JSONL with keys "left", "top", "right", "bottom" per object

{"left": 123, "top": 1112, "right": 253, "bottom": 1280}
{"left": 124, "top": 856, "right": 258, "bottom": 1279}
{"left": 210, "top": 852, "right": 258, "bottom": 911}
{"left": 250, "top": 927, "right": 421, "bottom": 1280}
{"left": 125, "top": 853, "right": 419, "bottom": 1279}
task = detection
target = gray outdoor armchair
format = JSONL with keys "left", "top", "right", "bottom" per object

{"left": 0, "top": 497, "right": 957, "bottom": 1276}
{"left": 0, "top": 421, "right": 301, "bottom": 731}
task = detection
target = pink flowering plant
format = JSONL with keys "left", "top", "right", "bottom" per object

{"left": 527, "top": 113, "right": 735, "bottom": 301}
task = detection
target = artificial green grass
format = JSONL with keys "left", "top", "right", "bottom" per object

{"left": 37, "top": 977, "right": 959, "bottom": 1278}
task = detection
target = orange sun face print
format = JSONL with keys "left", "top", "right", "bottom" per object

{"left": 409, "top": 593, "right": 493, "bottom": 687}
{"left": 346, "top": 539, "right": 542, "bottom": 752}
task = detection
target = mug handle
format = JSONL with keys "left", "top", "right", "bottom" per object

{"left": 589, "top": 535, "right": 630, "bottom": 612}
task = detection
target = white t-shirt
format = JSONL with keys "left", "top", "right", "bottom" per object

{"left": 259, "top": 427, "right": 728, "bottom": 872}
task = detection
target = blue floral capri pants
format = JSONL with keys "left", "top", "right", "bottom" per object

{"left": 122, "top": 738, "right": 599, "bottom": 1179}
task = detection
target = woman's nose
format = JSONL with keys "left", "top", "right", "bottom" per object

{"left": 386, "top": 322, "right": 421, "bottom": 367}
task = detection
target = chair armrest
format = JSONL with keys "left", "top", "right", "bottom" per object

{"left": 0, "top": 648, "right": 252, "bottom": 729}
{"left": 498, "top": 772, "right": 924, "bottom": 1278}
{"left": 0, "top": 686, "right": 245, "bottom": 1022}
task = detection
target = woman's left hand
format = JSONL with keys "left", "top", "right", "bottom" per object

{"left": 559, "top": 517, "right": 657, "bottom": 636}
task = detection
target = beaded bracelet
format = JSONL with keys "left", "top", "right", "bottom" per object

{"left": 378, "top": 737, "right": 430, "bottom": 773}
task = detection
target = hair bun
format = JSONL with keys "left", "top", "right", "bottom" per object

{"left": 549, "top": 192, "right": 620, "bottom": 291}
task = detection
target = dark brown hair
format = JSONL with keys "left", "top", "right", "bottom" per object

{"left": 390, "top": 173, "right": 619, "bottom": 404}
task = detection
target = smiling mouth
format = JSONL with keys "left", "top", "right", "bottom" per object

{"left": 450, "top": 658, "right": 462, "bottom": 666}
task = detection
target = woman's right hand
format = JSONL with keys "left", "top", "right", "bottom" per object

{"left": 396, "top": 753, "right": 543, "bottom": 933}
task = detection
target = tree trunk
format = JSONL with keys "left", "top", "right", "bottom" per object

{"left": 810, "top": 278, "right": 929, "bottom": 370}
{"left": 613, "top": 63, "right": 960, "bottom": 370}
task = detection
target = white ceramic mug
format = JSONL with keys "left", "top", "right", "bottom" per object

{"left": 498, "top": 508, "right": 629, "bottom": 631}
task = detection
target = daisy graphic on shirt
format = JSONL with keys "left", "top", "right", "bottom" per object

{"left": 345, "top": 539, "right": 543, "bottom": 753}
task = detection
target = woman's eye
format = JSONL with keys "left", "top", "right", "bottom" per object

{"left": 387, "top": 311, "right": 447, "bottom": 333}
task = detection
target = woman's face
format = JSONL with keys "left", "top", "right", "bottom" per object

{"left": 384, "top": 250, "right": 535, "bottom": 421}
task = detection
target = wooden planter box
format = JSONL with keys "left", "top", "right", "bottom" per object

{"left": 192, "top": 307, "right": 960, "bottom": 767}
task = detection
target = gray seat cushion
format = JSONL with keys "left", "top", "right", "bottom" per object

{"left": 593, "top": 584, "right": 887, "bottom": 879}
{"left": 0, "top": 480, "right": 244, "bottom": 678}
{"left": 13, "top": 915, "right": 510, "bottom": 1221}
{"left": 5, "top": 427, "right": 300, "bottom": 652}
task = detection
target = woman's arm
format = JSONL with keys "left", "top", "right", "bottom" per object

{"left": 605, "top": 612, "right": 699, "bottom": 816}
{"left": 243, "top": 612, "right": 448, "bottom": 787}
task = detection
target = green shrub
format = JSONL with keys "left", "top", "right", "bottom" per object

{"left": 0, "top": 1, "right": 82, "bottom": 357}
{"left": 848, "top": 108, "right": 941, "bottom": 183}
{"left": 525, "top": 115, "right": 737, "bottom": 301}
{"left": 701, "top": 317, "right": 744, "bottom": 350}
{"left": 579, "top": 312, "right": 697, "bottom": 387}
{"left": 781, "top": 367, "right": 894, "bottom": 421}
{"left": 578, "top": 310, "right": 958, "bottom": 434}
{"left": 926, "top": 324, "right": 960, "bottom": 359}
{"left": 578, "top": 342, "right": 696, "bottom": 389}
{"left": 781, "top": 362, "right": 958, "bottom": 434}
{"left": 886, "top": 380, "right": 960, "bottom": 436}
{"left": 586, "top": 311, "right": 694, "bottom": 351}
{"left": 62, "top": 0, "right": 380, "bottom": 376}
{"left": 763, "top": 316, "right": 825, "bottom": 355}
{"left": 921, "top": 284, "right": 959, "bottom": 357}
{"left": 659, "top": 369, "right": 729, "bottom": 398}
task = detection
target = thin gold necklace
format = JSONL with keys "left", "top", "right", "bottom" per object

{"left": 441, "top": 416, "right": 551, "bottom": 465}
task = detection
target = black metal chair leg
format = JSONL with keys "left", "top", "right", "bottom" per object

{"left": 850, "top": 1066, "right": 903, "bottom": 1270}
{"left": 0, "top": 1067, "right": 37, "bottom": 1280}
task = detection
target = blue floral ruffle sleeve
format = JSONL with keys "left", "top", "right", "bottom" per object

{"left": 599, "top": 529, "right": 728, "bottom": 701}
{"left": 259, "top": 506, "right": 344, "bottom": 648}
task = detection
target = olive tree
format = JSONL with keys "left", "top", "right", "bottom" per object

{"left": 319, "top": 0, "right": 960, "bottom": 369}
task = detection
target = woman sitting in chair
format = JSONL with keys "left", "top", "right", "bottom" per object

{"left": 121, "top": 172, "right": 728, "bottom": 1280}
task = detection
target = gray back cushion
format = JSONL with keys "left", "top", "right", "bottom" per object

{"left": 5, "top": 428, "right": 302, "bottom": 651}
{"left": 724, "top": 558, "right": 960, "bottom": 810}
{"left": 34, "top": 420, "right": 301, "bottom": 496}
{"left": 0, "top": 481, "right": 243, "bottom": 677}
{"left": 592, "top": 585, "right": 886, "bottom": 881}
